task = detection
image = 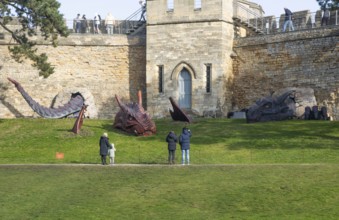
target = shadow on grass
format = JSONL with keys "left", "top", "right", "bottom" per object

{"left": 153, "top": 119, "right": 339, "bottom": 150}
{"left": 59, "top": 118, "right": 339, "bottom": 150}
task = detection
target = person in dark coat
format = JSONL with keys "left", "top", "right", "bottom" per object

{"left": 179, "top": 127, "right": 192, "bottom": 165}
{"left": 282, "top": 8, "right": 294, "bottom": 32}
{"left": 99, "top": 132, "right": 112, "bottom": 165}
{"left": 166, "top": 131, "right": 178, "bottom": 164}
{"left": 321, "top": 8, "right": 330, "bottom": 26}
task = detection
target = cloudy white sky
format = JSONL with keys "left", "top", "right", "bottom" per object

{"left": 57, "top": 0, "right": 321, "bottom": 20}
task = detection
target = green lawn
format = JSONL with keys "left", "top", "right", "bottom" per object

{"left": 0, "top": 118, "right": 338, "bottom": 219}
{"left": 0, "top": 118, "right": 338, "bottom": 164}
{"left": 0, "top": 165, "right": 338, "bottom": 220}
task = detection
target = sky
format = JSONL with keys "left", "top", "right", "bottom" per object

{"left": 252, "top": 0, "right": 320, "bottom": 16}
{"left": 57, "top": 0, "right": 321, "bottom": 21}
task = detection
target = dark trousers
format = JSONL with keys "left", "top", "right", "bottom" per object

{"left": 168, "top": 150, "right": 175, "bottom": 164}
{"left": 101, "top": 155, "right": 107, "bottom": 165}
{"left": 139, "top": 8, "right": 146, "bottom": 21}
{"left": 321, "top": 17, "right": 329, "bottom": 26}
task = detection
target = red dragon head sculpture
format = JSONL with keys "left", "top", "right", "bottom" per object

{"left": 113, "top": 92, "right": 156, "bottom": 136}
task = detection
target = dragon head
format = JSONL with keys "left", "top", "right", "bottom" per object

{"left": 246, "top": 91, "right": 296, "bottom": 123}
{"left": 113, "top": 94, "right": 156, "bottom": 136}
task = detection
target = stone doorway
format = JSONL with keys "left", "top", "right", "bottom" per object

{"left": 178, "top": 68, "right": 192, "bottom": 109}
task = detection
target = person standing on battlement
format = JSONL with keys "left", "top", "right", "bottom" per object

{"left": 105, "top": 13, "right": 115, "bottom": 35}
{"left": 282, "top": 8, "right": 294, "bottom": 32}
{"left": 82, "top": 14, "right": 89, "bottom": 33}
{"left": 321, "top": 8, "right": 330, "bottom": 26}
{"left": 94, "top": 13, "right": 101, "bottom": 34}
{"left": 74, "top": 13, "right": 81, "bottom": 33}
{"left": 138, "top": 0, "right": 146, "bottom": 23}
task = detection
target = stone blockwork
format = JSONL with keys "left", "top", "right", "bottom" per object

{"left": 231, "top": 27, "right": 339, "bottom": 120}
{"left": 146, "top": 0, "right": 234, "bottom": 118}
{"left": 0, "top": 35, "right": 146, "bottom": 119}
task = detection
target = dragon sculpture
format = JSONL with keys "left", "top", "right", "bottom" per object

{"left": 113, "top": 91, "right": 156, "bottom": 136}
{"left": 169, "top": 97, "right": 192, "bottom": 123}
{"left": 72, "top": 105, "right": 88, "bottom": 134}
{"left": 304, "top": 106, "right": 328, "bottom": 120}
{"left": 246, "top": 90, "right": 296, "bottom": 123}
{"left": 246, "top": 88, "right": 330, "bottom": 123}
{"left": 8, "top": 77, "right": 85, "bottom": 118}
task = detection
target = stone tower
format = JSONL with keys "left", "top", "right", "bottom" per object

{"left": 146, "top": 0, "right": 235, "bottom": 118}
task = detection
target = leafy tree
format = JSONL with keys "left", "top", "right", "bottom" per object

{"left": 0, "top": 0, "right": 69, "bottom": 78}
{"left": 316, "top": 0, "right": 339, "bottom": 9}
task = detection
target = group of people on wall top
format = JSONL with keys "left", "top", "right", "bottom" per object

{"left": 73, "top": 1, "right": 147, "bottom": 34}
{"left": 98, "top": 127, "right": 192, "bottom": 166}
{"left": 282, "top": 7, "right": 332, "bottom": 32}
{"left": 74, "top": 12, "right": 116, "bottom": 35}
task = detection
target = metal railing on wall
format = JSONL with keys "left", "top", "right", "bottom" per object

{"left": 233, "top": 0, "right": 339, "bottom": 37}
{"left": 233, "top": 1, "right": 265, "bottom": 35}
{"left": 261, "top": 11, "right": 339, "bottom": 35}
{"left": 66, "top": 7, "right": 144, "bottom": 35}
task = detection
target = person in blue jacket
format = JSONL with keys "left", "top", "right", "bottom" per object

{"left": 179, "top": 127, "right": 192, "bottom": 165}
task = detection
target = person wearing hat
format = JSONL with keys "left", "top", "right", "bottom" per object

{"left": 99, "top": 132, "right": 112, "bottom": 165}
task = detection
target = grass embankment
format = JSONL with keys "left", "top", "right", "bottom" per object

{"left": 0, "top": 118, "right": 338, "bottom": 219}
{"left": 0, "top": 118, "right": 338, "bottom": 164}
{"left": 0, "top": 165, "right": 338, "bottom": 219}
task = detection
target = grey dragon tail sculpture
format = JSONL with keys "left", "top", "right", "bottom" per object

{"left": 8, "top": 77, "right": 85, "bottom": 118}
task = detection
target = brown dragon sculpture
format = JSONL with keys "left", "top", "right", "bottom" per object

{"left": 113, "top": 91, "right": 156, "bottom": 136}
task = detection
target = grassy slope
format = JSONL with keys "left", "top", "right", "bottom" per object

{"left": 0, "top": 165, "right": 338, "bottom": 220}
{"left": 0, "top": 118, "right": 338, "bottom": 219}
{"left": 0, "top": 118, "right": 338, "bottom": 164}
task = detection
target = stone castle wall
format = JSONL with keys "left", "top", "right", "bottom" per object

{"left": 146, "top": 0, "right": 234, "bottom": 118}
{"left": 0, "top": 13, "right": 338, "bottom": 120}
{"left": 0, "top": 35, "right": 146, "bottom": 119}
{"left": 231, "top": 26, "right": 339, "bottom": 120}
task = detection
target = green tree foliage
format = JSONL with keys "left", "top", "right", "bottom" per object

{"left": 0, "top": 0, "right": 69, "bottom": 78}
{"left": 316, "top": 0, "right": 339, "bottom": 9}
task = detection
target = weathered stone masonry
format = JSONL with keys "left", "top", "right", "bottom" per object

{"left": 232, "top": 27, "right": 339, "bottom": 120}
{"left": 0, "top": 0, "right": 338, "bottom": 120}
{"left": 0, "top": 35, "right": 146, "bottom": 119}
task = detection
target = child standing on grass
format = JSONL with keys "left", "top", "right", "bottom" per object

{"left": 108, "top": 143, "right": 116, "bottom": 165}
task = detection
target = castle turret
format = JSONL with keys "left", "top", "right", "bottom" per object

{"left": 146, "top": 0, "right": 235, "bottom": 117}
